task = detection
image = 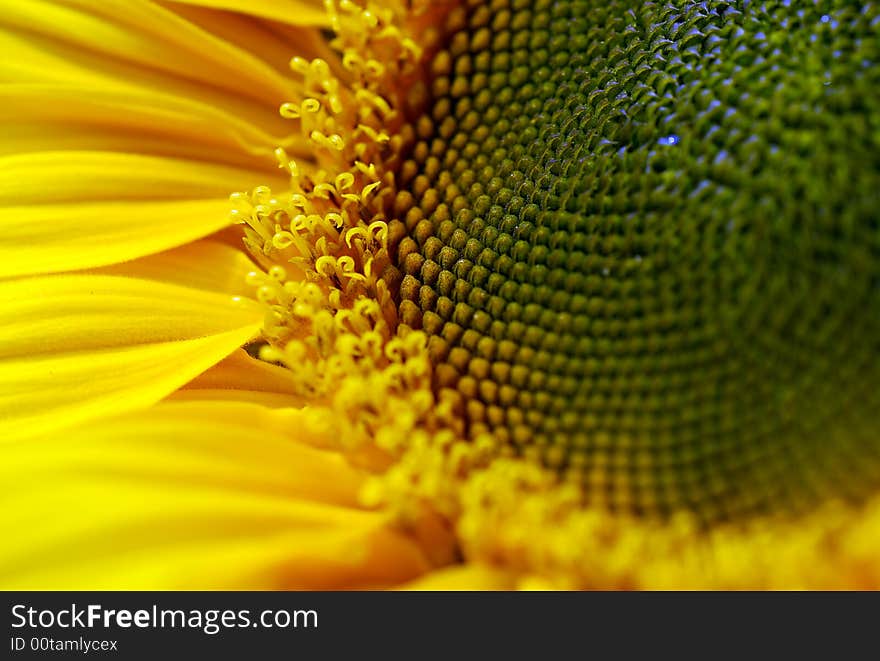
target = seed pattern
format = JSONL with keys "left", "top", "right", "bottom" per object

{"left": 390, "top": 0, "right": 880, "bottom": 523}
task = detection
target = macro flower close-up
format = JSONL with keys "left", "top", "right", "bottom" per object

{"left": 1, "top": 0, "right": 879, "bottom": 590}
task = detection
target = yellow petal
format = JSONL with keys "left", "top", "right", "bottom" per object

{"left": 0, "top": 401, "right": 433, "bottom": 589}
{"left": 167, "top": 388, "right": 298, "bottom": 407}
{"left": 0, "top": 198, "right": 234, "bottom": 277}
{"left": 168, "top": 350, "right": 306, "bottom": 408}
{"left": 0, "top": 84, "right": 306, "bottom": 167}
{"left": 92, "top": 240, "right": 258, "bottom": 298}
{"left": 0, "top": 275, "right": 262, "bottom": 440}
{"left": 172, "top": 348, "right": 304, "bottom": 407}
{"left": 0, "top": 329, "right": 257, "bottom": 443}
{"left": 166, "top": 2, "right": 340, "bottom": 79}
{"left": 0, "top": 151, "right": 284, "bottom": 205}
{"left": 0, "top": 0, "right": 295, "bottom": 106}
{"left": 179, "top": 349, "right": 298, "bottom": 394}
{"left": 166, "top": 0, "right": 329, "bottom": 26}
{"left": 0, "top": 273, "right": 260, "bottom": 357}
{"left": 402, "top": 565, "right": 517, "bottom": 591}
{"left": 0, "top": 30, "right": 290, "bottom": 142}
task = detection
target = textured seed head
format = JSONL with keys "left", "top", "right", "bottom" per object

{"left": 391, "top": 0, "right": 880, "bottom": 524}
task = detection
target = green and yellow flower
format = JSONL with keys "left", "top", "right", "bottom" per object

{"left": 1, "top": 0, "right": 879, "bottom": 589}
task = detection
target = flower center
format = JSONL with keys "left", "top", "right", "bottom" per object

{"left": 390, "top": 0, "right": 880, "bottom": 523}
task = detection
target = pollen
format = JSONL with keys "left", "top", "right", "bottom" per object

{"left": 389, "top": 0, "right": 880, "bottom": 524}
{"left": 231, "top": 1, "right": 461, "bottom": 478}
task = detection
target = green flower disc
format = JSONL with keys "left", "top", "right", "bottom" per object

{"left": 391, "top": 0, "right": 880, "bottom": 523}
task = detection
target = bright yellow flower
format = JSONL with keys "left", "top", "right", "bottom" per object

{"left": 2, "top": 0, "right": 879, "bottom": 589}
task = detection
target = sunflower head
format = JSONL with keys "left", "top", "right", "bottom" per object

{"left": 5, "top": 0, "right": 879, "bottom": 590}
{"left": 229, "top": 0, "right": 880, "bottom": 587}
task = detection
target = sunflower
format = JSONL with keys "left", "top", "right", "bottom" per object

{"left": 1, "top": 0, "right": 879, "bottom": 590}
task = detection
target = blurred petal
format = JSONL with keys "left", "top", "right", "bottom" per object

{"left": 0, "top": 0, "right": 295, "bottom": 105}
{"left": 402, "top": 565, "right": 517, "bottom": 591}
{"left": 0, "top": 402, "right": 433, "bottom": 589}
{"left": 167, "top": 389, "right": 298, "bottom": 407}
{"left": 91, "top": 240, "right": 258, "bottom": 298}
{"left": 165, "top": 0, "right": 329, "bottom": 26}
{"left": 0, "top": 151, "right": 283, "bottom": 205}
{"left": 179, "top": 349, "right": 298, "bottom": 394}
{"left": 0, "top": 274, "right": 262, "bottom": 440}
{"left": 172, "top": 348, "right": 305, "bottom": 407}
{"left": 0, "top": 84, "right": 304, "bottom": 167}
{"left": 0, "top": 274, "right": 260, "bottom": 357}
{"left": 164, "top": 2, "right": 340, "bottom": 79}
{"left": 0, "top": 34, "right": 277, "bottom": 135}
{"left": 0, "top": 198, "right": 235, "bottom": 277}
